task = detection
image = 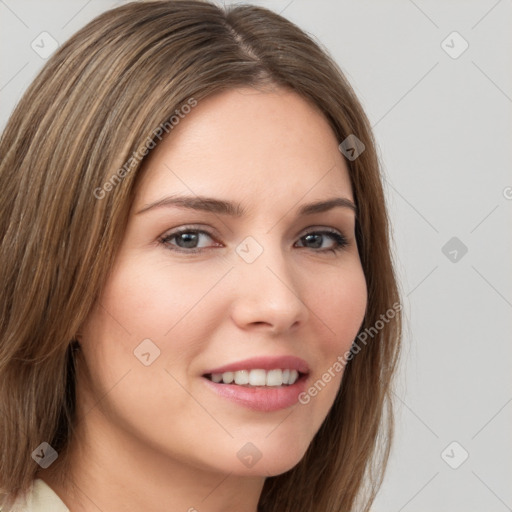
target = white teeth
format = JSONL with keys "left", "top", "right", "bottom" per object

{"left": 266, "top": 369, "right": 282, "bottom": 386}
{"left": 222, "top": 371, "right": 234, "bottom": 383}
{"left": 208, "top": 368, "right": 301, "bottom": 386}
{"left": 234, "top": 370, "right": 249, "bottom": 385}
{"left": 249, "top": 369, "right": 266, "bottom": 386}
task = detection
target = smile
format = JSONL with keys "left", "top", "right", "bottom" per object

{"left": 204, "top": 368, "right": 301, "bottom": 387}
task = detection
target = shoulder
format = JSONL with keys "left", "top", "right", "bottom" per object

{"left": 0, "top": 479, "right": 69, "bottom": 512}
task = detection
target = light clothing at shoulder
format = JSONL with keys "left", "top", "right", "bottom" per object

{"left": 1, "top": 478, "right": 69, "bottom": 512}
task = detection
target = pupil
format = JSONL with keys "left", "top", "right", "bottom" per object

{"left": 304, "top": 234, "right": 321, "bottom": 248}
{"left": 178, "top": 233, "right": 198, "bottom": 248}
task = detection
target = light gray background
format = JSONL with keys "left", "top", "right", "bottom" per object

{"left": 1, "top": 1, "right": 511, "bottom": 511}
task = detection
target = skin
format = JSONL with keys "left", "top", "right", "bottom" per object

{"left": 42, "top": 86, "right": 368, "bottom": 511}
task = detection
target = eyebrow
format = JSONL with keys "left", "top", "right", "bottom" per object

{"left": 136, "top": 194, "right": 357, "bottom": 217}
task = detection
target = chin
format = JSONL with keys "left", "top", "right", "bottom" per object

{"left": 220, "top": 434, "right": 312, "bottom": 477}
{"left": 231, "top": 451, "right": 307, "bottom": 477}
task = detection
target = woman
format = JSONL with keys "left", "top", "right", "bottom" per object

{"left": 0, "top": 1, "right": 402, "bottom": 510}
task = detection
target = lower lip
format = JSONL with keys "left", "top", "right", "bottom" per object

{"left": 202, "top": 375, "right": 308, "bottom": 412}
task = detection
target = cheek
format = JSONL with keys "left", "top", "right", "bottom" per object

{"left": 76, "top": 261, "right": 221, "bottom": 452}
{"left": 93, "top": 257, "right": 213, "bottom": 338}
{"left": 82, "top": 257, "right": 231, "bottom": 376}
{"left": 314, "top": 261, "right": 367, "bottom": 353}
{"left": 301, "top": 261, "right": 367, "bottom": 400}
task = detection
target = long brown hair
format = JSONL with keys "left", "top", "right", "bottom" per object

{"left": 0, "top": 1, "right": 402, "bottom": 510}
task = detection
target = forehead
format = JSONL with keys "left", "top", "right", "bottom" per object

{"left": 134, "top": 87, "right": 353, "bottom": 209}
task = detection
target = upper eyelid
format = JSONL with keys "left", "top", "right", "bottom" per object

{"left": 160, "top": 224, "right": 347, "bottom": 236}
{"left": 160, "top": 225, "right": 218, "bottom": 241}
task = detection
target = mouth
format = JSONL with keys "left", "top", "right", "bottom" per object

{"left": 203, "top": 368, "right": 308, "bottom": 388}
{"left": 201, "top": 370, "right": 309, "bottom": 412}
{"left": 201, "top": 355, "right": 311, "bottom": 411}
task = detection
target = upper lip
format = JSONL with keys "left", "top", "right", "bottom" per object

{"left": 203, "top": 355, "right": 310, "bottom": 375}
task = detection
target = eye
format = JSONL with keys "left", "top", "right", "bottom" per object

{"left": 159, "top": 226, "right": 349, "bottom": 254}
{"left": 159, "top": 227, "right": 218, "bottom": 253}
{"left": 295, "top": 229, "right": 348, "bottom": 254}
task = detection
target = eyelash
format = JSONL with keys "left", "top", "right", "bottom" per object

{"left": 159, "top": 226, "right": 349, "bottom": 255}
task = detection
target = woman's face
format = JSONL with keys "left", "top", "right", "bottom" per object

{"left": 78, "top": 86, "right": 367, "bottom": 477}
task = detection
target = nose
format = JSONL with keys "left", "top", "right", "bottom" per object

{"left": 229, "top": 240, "right": 309, "bottom": 335}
